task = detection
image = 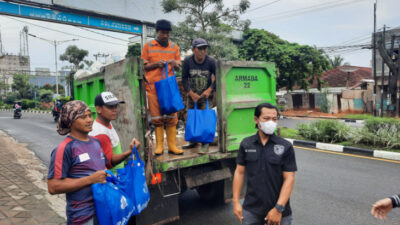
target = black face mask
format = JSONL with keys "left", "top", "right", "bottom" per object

{"left": 156, "top": 38, "right": 169, "bottom": 47}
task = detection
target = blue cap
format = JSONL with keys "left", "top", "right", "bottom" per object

{"left": 192, "top": 38, "right": 208, "bottom": 48}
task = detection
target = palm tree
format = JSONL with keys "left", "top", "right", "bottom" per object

{"left": 329, "top": 55, "right": 347, "bottom": 68}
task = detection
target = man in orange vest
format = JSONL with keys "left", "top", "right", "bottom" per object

{"left": 141, "top": 19, "right": 183, "bottom": 155}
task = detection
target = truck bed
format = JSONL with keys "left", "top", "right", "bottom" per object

{"left": 153, "top": 133, "right": 218, "bottom": 162}
{"left": 151, "top": 133, "right": 232, "bottom": 172}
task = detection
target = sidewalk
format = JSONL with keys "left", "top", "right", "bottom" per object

{"left": 0, "top": 130, "right": 66, "bottom": 225}
{"left": 281, "top": 109, "right": 360, "bottom": 119}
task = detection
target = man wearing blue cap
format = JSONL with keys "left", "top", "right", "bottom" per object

{"left": 182, "top": 38, "right": 217, "bottom": 153}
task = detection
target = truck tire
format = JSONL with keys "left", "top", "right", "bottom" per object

{"left": 196, "top": 180, "right": 224, "bottom": 204}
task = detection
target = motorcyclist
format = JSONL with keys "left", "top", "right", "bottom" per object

{"left": 52, "top": 99, "right": 63, "bottom": 122}
{"left": 13, "top": 101, "right": 22, "bottom": 119}
{"left": 13, "top": 102, "right": 21, "bottom": 111}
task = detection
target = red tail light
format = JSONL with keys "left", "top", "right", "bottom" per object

{"left": 151, "top": 173, "right": 162, "bottom": 185}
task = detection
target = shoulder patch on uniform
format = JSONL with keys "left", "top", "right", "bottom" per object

{"left": 148, "top": 40, "right": 154, "bottom": 47}
{"left": 171, "top": 42, "right": 175, "bottom": 48}
{"left": 273, "top": 144, "right": 285, "bottom": 156}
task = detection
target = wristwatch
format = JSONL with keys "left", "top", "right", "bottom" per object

{"left": 275, "top": 204, "right": 285, "bottom": 213}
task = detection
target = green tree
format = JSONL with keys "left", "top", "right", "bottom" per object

{"left": 5, "top": 92, "right": 18, "bottom": 104}
{"left": 239, "top": 29, "right": 331, "bottom": 91}
{"left": 60, "top": 45, "right": 89, "bottom": 98}
{"left": 84, "top": 60, "right": 94, "bottom": 68}
{"left": 0, "top": 80, "right": 8, "bottom": 96}
{"left": 161, "top": 0, "right": 250, "bottom": 60}
{"left": 51, "top": 84, "right": 65, "bottom": 95}
{"left": 12, "top": 74, "right": 32, "bottom": 99}
{"left": 42, "top": 83, "right": 52, "bottom": 90}
{"left": 328, "top": 55, "right": 350, "bottom": 68}
{"left": 126, "top": 43, "right": 141, "bottom": 58}
{"left": 39, "top": 89, "right": 54, "bottom": 103}
{"left": 60, "top": 45, "right": 89, "bottom": 71}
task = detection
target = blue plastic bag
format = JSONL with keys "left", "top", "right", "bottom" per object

{"left": 117, "top": 146, "right": 150, "bottom": 215}
{"left": 92, "top": 170, "right": 135, "bottom": 225}
{"left": 185, "top": 100, "right": 217, "bottom": 143}
{"left": 155, "top": 62, "right": 185, "bottom": 115}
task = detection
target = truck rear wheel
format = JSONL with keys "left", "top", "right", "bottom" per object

{"left": 196, "top": 180, "right": 224, "bottom": 203}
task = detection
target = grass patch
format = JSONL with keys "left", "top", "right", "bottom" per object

{"left": 278, "top": 127, "right": 300, "bottom": 139}
{"left": 297, "top": 120, "right": 350, "bottom": 143}
{"left": 352, "top": 118, "right": 400, "bottom": 149}
{"left": 279, "top": 119, "right": 400, "bottom": 153}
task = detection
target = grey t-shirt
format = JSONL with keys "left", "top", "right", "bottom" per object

{"left": 182, "top": 55, "right": 216, "bottom": 95}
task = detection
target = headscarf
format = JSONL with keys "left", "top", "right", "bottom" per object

{"left": 56, "top": 100, "right": 90, "bottom": 135}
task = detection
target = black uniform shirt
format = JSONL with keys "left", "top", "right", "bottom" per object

{"left": 236, "top": 133, "right": 297, "bottom": 217}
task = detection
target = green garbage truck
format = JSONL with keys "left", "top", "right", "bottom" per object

{"left": 74, "top": 57, "right": 277, "bottom": 225}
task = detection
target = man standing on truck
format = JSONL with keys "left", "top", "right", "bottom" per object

{"left": 141, "top": 19, "right": 183, "bottom": 155}
{"left": 89, "top": 92, "right": 141, "bottom": 174}
{"left": 181, "top": 38, "right": 216, "bottom": 154}
{"left": 232, "top": 103, "right": 297, "bottom": 225}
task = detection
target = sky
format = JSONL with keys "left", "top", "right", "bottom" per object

{"left": 0, "top": 0, "right": 399, "bottom": 73}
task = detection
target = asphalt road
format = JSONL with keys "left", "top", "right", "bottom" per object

{"left": 1, "top": 111, "right": 400, "bottom": 224}
{"left": 0, "top": 111, "right": 63, "bottom": 165}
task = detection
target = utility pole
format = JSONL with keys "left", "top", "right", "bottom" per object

{"left": 397, "top": 55, "right": 400, "bottom": 117}
{"left": 373, "top": 1, "right": 377, "bottom": 116}
{"left": 54, "top": 40, "right": 58, "bottom": 95}
{"left": 28, "top": 33, "right": 78, "bottom": 96}
{"left": 93, "top": 53, "right": 109, "bottom": 64}
{"left": 0, "top": 25, "right": 4, "bottom": 56}
{"left": 380, "top": 25, "right": 386, "bottom": 117}
{"left": 387, "top": 35, "right": 395, "bottom": 115}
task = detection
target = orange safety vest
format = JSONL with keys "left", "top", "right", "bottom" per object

{"left": 141, "top": 39, "right": 181, "bottom": 94}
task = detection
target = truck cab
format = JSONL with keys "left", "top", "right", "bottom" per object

{"left": 74, "top": 57, "right": 277, "bottom": 225}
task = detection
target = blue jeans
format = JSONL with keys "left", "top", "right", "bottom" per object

{"left": 242, "top": 209, "right": 294, "bottom": 225}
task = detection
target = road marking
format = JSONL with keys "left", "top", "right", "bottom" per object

{"left": 295, "top": 146, "right": 400, "bottom": 164}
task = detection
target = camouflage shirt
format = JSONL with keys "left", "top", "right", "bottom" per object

{"left": 182, "top": 55, "right": 216, "bottom": 95}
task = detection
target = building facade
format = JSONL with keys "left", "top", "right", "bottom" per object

{"left": 0, "top": 54, "right": 30, "bottom": 96}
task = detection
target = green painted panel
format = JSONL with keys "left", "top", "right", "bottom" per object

{"left": 217, "top": 61, "right": 277, "bottom": 153}
{"left": 225, "top": 68, "right": 274, "bottom": 102}
{"left": 74, "top": 75, "right": 105, "bottom": 119}
{"left": 226, "top": 108, "right": 258, "bottom": 151}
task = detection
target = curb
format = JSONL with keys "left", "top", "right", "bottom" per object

{"left": 281, "top": 115, "right": 337, "bottom": 119}
{"left": 282, "top": 115, "right": 365, "bottom": 123}
{"left": 0, "top": 109, "right": 51, "bottom": 114}
{"left": 285, "top": 138, "right": 400, "bottom": 161}
{"left": 342, "top": 119, "right": 364, "bottom": 124}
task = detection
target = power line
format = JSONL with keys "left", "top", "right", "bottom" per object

{"left": 251, "top": 0, "right": 368, "bottom": 22}
{"left": 246, "top": 0, "right": 282, "bottom": 12}
{"left": 76, "top": 27, "right": 130, "bottom": 42}
{"left": 2, "top": 16, "right": 127, "bottom": 46}
{"left": 251, "top": 0, "right": 350, "bottom": 20}
{"left": 335, "top": 23, "right": 400, "bottom": 46}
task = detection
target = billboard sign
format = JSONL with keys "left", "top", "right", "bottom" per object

{"left": 0, "top": 1, "right": 144, "bottom": 34}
